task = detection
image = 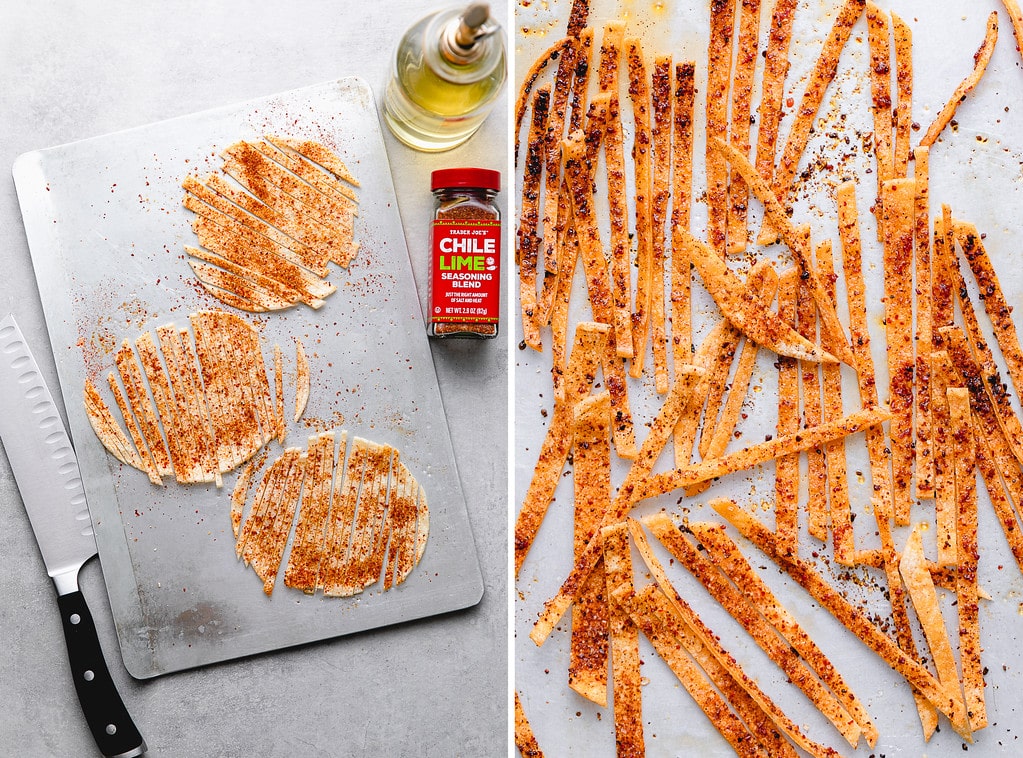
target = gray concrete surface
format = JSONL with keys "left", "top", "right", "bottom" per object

{"left": 0, "top": 2, "right": 509, "bottom": 756}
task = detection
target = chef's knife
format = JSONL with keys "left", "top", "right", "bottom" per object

{"left": 0, "top": 314, "right": 146, "bottom": 758}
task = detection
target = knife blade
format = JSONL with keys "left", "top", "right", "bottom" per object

{"left": 0, "top": 314, "right": 146, "bottom": 758}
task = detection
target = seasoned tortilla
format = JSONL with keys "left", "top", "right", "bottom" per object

{"left": 182, "top": 136, "right": 359, "bottom": 312}
{"left": 231, "top": 431, "right": 428, "bottom": 597}
{"left": 85, "top": 310, "right": 280, "bottom": 485}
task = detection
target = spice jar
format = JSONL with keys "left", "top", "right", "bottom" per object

{"left": 428, "top": 167, "right": 501, "bottom": 339}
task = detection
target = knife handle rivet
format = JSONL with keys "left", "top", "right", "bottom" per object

{"left": 83, "top": 670, "right": 94, "bottom": 682}
{"left": 105, "top": 724, "right": 117, "bottom": 736}
{"left": 69, "top": 613, "right": 81, "bottom": 625}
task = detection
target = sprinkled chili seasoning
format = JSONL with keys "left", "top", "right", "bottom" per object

{"left": 428, "top": 167, "right": 502, "bottom": 339}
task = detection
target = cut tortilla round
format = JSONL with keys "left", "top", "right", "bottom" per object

{"left": 84, "top": 310, "right": 307, "bottom": 485}
{"left": 234, "top": 430, "right": 429, "bottom": 597}
{"left": 181, "top": 135, "right": 360, "bottom": 312}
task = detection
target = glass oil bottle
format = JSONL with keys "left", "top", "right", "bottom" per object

{"left": 383, "top": 4, "right": 506, "bottom": 152}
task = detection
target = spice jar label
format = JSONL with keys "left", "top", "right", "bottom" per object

{"left": 429, "top": 218, "right": 502, "bottom": 326}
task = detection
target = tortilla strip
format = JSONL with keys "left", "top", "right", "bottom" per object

{"left": 710, "top": 498, "right": 970, "bottom": 736}
{"left": 774, "top": 268, "right": 800, "bottom": 556}
{"left": 602, "top": 522, "right": 645, "bottom": 757}
{"left": 670, "top": 61, "right": 696, "bottom": 373}
{"left": 932, "top": 208, "right": 956, "bottom": 341}
{"left": 267, "top": 136, "right": 358, "bottom": 187}
{"left": 283, "top": 433, "right": 334, "bottom": 593}
{"left": 880, "top": 178, "right": 916, "bottom": 525}
{"left": 230, "top": 458, "right": 257, "bottom": 539}
{"left": 948, "top": 387, "right": 986, "bottom": 731}
{"left": 413, "top": 482, "right": 429, "bottom": 567}
{"left": 650, "top": 55, "right": 672, "bottom": 393}
{"left": 682, "top": 263, "right": 772, "bottom": 471}
{"left": 754, "top": 0, "right": 797, "bottom": 187}
{"left": 706, "top": 0, "right": 736, "bottom": 256}
{"left": 976, "top": 430, "right": 1023, "bottom": 573}
{"left": 930, "top": 350, "right": 959, "bottom": 566}
{"left": 956, "top": 221, "right": 1023, "bottom": 403}
{"left": 1004, "top": 0, "right": 1023, "bottom": 60}
{"left": 514, "top": 36, "right": 572, "bottom": 159}
{"left": 684, "top": 230, "right": 835, "bottom": 363}
{"left": 920, "top": 12, "right": 998, "bottom": 148}
{"left": 529, "top": 365, "right": 705, "bottom": 645}
{"left": 865, "top": 3, "right": 893, "bottom": 202}
{"left": 567, "top": 27, "right": 593, "bottom": 135}
{"left": 174, "top": 326, "right": 220, "bottom": 484}
{"left": 690, "top": 520, "right": 878, "bottom": 747}
{"left": 385, "top": 459, "right": 417, "bottom": 590}
{"left": 640, "top": 407, "right": 890, "bottom": 500}
{"left": 627, "top": 37, "right": 654, "bottom": 374}
{"left": 114, "top": 339, "right": 171, "bottom": 478}
{"left": 518, "top": 85, "right": 550, "bottom": 350}
{"left": 625, "top": 538, "right": 838, "bottom": 758}
{"left": 83, "top": 379, "right": 144, "bottom": 470}
{"left": 695, "top": 320, "right": 741, "bottom": 463}
{"left": 816, "top": 242, "right": 856, "bottom": 562}
{"left": 293, "top": 338, "right": 310, "bottom": 423}
{"left": 273, "top": 344, "right": 285, "bottom": 444}
{"left": 713, "top": 138, "right": 855, "bottom": 366}
{"left": 569, "top": 393, "right": 611, "bottom": 706}
{"left": 726, "top": 0, "right": 762, "bottom": 254}
{"left": 628, "top": 600, "right": 768, "bottom": 758}
{"left": 899, "top": 523, "right": 969, "bottom": 732}
{"left": 913, "top": 148, "right": 934, "bottom": 497}
{"left": 536, "top": 36, "right": 579, "bottom": 321}
{"left": 600, "top": 26, "right": 633, "bottom": 359}
{"left": 892, "top": 13, "right": 913, "bottom": 178}
{"left": 655, "top": 520, "right": 864, "bottom": 748}
{"left": 513, "top": 692, "right": 545, "bottom": 758}
{"left": 797, "top": 245, "right": 828, "bottom": 543}
{"left": 758, "top": 0, "right": 865, "bottom": 244}
{"left": 514, "top": 322, "right": 608, "bottom": 577}
{"left": 550, "top": 204, "right": 579, "bottom": 402}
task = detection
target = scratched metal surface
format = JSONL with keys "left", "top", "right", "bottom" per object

{"left": 13, "top": 77, "right": 483, "bottom": 678}
{"left": 514, "top": 1, "right": 1023, "bottom": 755}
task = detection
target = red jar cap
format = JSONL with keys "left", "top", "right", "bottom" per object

{"left": 431, "top": 167, "right": 501, "bottom": 192}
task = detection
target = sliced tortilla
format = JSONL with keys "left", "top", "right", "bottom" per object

{"left": 294, "top": 338, "right": 310, "bottom": 422}
{"left": 518, "top": 84, "right": 550, "bottom": 350}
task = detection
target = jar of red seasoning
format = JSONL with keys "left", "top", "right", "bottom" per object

{"left": 428, "top": 167, "right": 502, "bottom": 339}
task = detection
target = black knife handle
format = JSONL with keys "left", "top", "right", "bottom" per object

{"left": 56, "top": 590, "right": 146, "bottom": 757}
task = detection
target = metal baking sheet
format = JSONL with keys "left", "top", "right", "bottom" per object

{"left": 13, "top": 77, "right": 483, "bottom": 679}
{"left": 515, "top": 1, "right": 1023, "bottom": 755}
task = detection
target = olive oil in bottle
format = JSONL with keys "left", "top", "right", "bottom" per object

{"left": 383, "top": 4, "right": 506, "bottom": 152}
